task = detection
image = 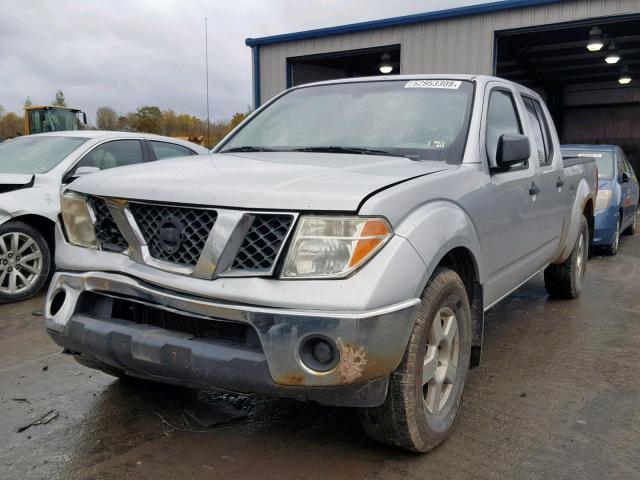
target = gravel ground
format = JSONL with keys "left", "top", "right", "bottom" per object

{"left": 1, "top": 231, "right": 638, "bottom": 480}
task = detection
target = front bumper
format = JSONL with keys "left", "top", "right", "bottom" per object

{"left": 45, "top": 271, "right": 420, "bottom": 407}
{"left": 593, "top": 207, "right": 619, "bottom": 246}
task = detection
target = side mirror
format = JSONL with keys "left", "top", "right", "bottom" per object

{"left": 496, "top": 133, "right": 530, "bottom": 168}
{"left": 621, "top": 171, "right": 630, "bottom": 183}
{"left": 82, "top": 112, "right": 87, "bottom": 125}
{"left": 72, "top": 166, "right": 100, "bottom": 179}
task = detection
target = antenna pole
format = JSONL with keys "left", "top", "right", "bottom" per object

{"left": 205, "top": 17, "right": 211, "bottom": 147}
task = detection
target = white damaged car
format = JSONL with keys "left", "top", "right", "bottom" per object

{"left": 0, "top": 131, "right": 207, "bottom": 302}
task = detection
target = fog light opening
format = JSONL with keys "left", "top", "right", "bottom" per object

{"left": 299, "top": 335, "right": 340, "bottom": 372}
{"left": 48, "top": 289, "right": 67, "bottom": 317}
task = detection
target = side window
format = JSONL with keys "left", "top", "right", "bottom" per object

{"left": 533, "top": 100, "right": 554, "bottom": 165}
{"left": 522, "top": 97, "right": 548, "bottom": 166}
{"left": 616, "top": 151, "right": 625, "bottom": 179}
{"left": 486, "top": 89, "right": 524, "bottom": 167}
{"left": 150, "top": 141, "right": 195, "bottom": 160}
{"left": 75, "top": 140, "right": 143, "bottom": 171}
{"left": 621, "top": 152, "right": 636, "bottom": 181}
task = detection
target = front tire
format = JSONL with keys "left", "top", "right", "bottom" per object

{"left": 602, "top": 218, "right": 620, "bottom": 256}
{"left": 544, "top": 215, "right": 588, "bottom": 299}
{"left": 0, "top": 222, "right": 51, "bottom": 303}
{"left": 359, "top": 268, "right": 471, "bottom": 452}
{"left": 623, "top": 210, "right": 636, "bottom": 235}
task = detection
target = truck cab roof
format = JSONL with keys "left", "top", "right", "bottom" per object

{"left": 562, "top": 144, "right": 617, "bottom": 152}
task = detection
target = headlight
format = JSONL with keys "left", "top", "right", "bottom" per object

{"left": 282, "top": 216, "right": 392, "bottom": 278}
{"left": 595, "top": 189, "right": 612, "bottom": 212}
{"left": 60, "top": 192, "right": 99, "bottom": 249}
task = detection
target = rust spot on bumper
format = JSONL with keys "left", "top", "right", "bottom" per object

{"left": 336, "top": 338, "right": 367, "bottom": 384}
{"left": 278, "top": 374, "right": 305, "bottom": 386}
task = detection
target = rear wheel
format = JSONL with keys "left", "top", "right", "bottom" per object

{"left": 544, "top": 215, "right": 588, "bottom": 299}
{"left": 0, "top": 222, "right": 51, "bottom": 303}
{"left": 359, "top": 268, "right": 471, "bottom": 452}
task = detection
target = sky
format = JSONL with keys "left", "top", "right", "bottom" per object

{"left": 0, "top": 0, "right": 495, "bottom": 124}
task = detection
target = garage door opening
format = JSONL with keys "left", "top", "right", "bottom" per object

{"left": 287, "top": 45, "right": 400, "bottom": 88}
{"left": 495, "top": 14, "right": 640, "bottom": 172}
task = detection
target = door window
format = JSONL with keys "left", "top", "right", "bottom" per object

{"left": 486, "top": 90, "right": 524, "bottom": 167}
{"left": 533, "top": 100, "right": 554, "bottom": 165}
{"left": 522, "top": 97, "right": 548, "bottom": 166}
{"left": 75, "top": 140, "right": 144, "bottom": 171}
{"left": 150, "top": 141, "right": 195, "bottom": 160}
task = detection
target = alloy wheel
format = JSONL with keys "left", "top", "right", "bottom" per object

{"left": 422, "top": 306, "right": 460, "bottom": 414}
{"left": 612, "top": 222, "right": 620, "bottom": 253}
{"left": 576, "top": 231, "right": 586, "bottom": 278}
{"left": 0, "top": 232, "right": 43, "bottom": 294}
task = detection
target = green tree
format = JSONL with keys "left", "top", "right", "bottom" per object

{"left": 95, "top": 106, "right": 118, "bottom": 130}
{"left": 229, "top": 112, "right": 247, "bottom": 130}
{"left": 134, "top": 106, "right": 163, "bottom": 133}
{"left": 52, "top": 90, "right": 66, "bottom": 107}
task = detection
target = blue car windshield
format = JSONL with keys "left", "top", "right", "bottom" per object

{"left": 563, "top": 150, "right": 614, "bottom": 180}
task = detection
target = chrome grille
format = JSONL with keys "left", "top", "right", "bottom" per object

{"left": 129, "top": 203, "right": 217, "bottom": 267}
{"left": 231, "top": 214, "right": 294, "bottom": 272}
{"left": 88, "top": 197, "right": 128, "bottom": 252}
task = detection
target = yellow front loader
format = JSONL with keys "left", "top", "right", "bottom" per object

{"left": 23, "top": 106, "right": 87, "bottom": 135}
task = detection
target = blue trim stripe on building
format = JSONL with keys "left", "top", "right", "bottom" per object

{"left": 252, "top": 45, "right": 260, "bottom": 108}
{"left": 245, "top": 0, "right": 563, "bottom": 46}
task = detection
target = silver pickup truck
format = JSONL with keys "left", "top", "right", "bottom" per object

{"left": 46, "top": 75, "right": 597, "bottom": 452}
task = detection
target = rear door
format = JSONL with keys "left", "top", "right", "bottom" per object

{"left": 521, "top": 95, "right": 565, "bottom": 259}
{"left": 480, "top": 82, "right": 544, "bottom": 306}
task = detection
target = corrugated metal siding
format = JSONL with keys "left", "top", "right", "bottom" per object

{"left": 257, "top": 0, "right": 640, "bottom": 104}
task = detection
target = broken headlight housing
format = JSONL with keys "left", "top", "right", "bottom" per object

{"left": 281, "top": 216, "right": 392, "bottom": 279}
{"left": 60, "top": 192, "right": 99, "bottom": 249}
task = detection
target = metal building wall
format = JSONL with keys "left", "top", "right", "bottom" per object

{"left": 256, "top": 0, "right": 640, "bottom": 105}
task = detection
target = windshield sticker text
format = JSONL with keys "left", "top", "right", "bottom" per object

{"left": 578, "top": 153, "right": 603, "bottom": 158}
{"left": 404, "top": 80, "right": 462, "bottom": 89}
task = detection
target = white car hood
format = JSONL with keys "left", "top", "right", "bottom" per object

{"left": 69, "top": 152, "right": 454, "bottom": 211}
{"left": 0, "top": 173, "right": 34, "bottom": 186}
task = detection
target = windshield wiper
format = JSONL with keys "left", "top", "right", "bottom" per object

{"left": 290, "top": 146, "right": 400, "bottom": 157}
{"left": 220, "top": 146, "right": 277, "bottom": 153}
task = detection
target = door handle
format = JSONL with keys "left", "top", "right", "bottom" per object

{"left": 529, "top": 183, "right": 540, "bottom": 196}
{"left": 556, "top": 178, "right": 564, "bottom": 188}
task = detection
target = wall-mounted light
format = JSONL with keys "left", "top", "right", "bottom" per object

{"left": 379, "top": 53, "right": 393, "bottom": 74}
{"left": 587, "top": 26, "right": 604, "bottom": 52}
{"left": 605, "top": 42, "right": 620, "bottom": 64}
{"left": 618, "top": 66, "right": 632, "bottom": 85}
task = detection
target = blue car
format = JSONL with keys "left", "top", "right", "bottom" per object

{"left": 562, "top": 145, "right": 639, "bottom": 255}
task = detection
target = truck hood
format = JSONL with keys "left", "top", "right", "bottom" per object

{"left": 69, "top": 152, "right": 454, "bottom": 211}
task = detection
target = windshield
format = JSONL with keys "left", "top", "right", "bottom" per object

{"left": 0, "top": 136, "right": 89, "bottom": 174}
{"left": 563, "top": 150, "right": 614, "bottom": 180}
{"left": 220, "top": 79, "right": 475, "bottom": 163}
{"left": 27, "top": 109, "right": 80, "bottom": 134}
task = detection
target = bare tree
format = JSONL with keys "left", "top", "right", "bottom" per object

{"left": 96, "top": 106, "right": 118, "bottom": 130}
